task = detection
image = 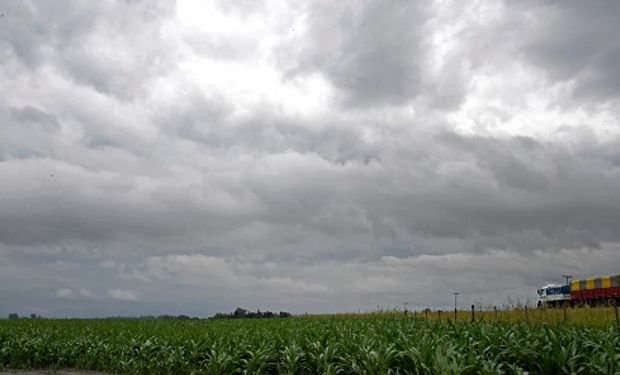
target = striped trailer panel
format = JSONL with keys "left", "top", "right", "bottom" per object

{"left": 570, "top": 275, "right": 620, "bottom": 301}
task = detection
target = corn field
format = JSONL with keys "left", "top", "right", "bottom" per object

{"left": 1, "top": 315, "right": 619, "bottom": 374}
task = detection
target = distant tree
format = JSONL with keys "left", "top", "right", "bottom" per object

{"left": 234, "top": 307, "right": 247, "bottom": 318}
{"left": 212, "top": 312, "right": 230, "bottom": 319}
{"left": 8, "top": 313, "right": 19, "bottom": 320}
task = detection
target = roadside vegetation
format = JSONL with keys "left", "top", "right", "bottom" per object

{"left": 389, "top": 305, "right": 620, "bottom": 328}
{"left": 1, "top": 311, "right": 619, "bottom": 374}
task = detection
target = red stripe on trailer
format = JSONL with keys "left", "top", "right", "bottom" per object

{"left": 571, "top": 287, "right": 620, "bottom": 300}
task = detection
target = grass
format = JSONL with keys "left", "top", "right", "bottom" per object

{"left": 0, "top": 310, "right": 619, "bottom": 374}
{"left": 408, "top": 306, "right": 620, "bottom": 327}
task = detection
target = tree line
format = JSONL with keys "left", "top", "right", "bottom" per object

{"left": 212, "top": 307, "right": 292, "bottom": 319}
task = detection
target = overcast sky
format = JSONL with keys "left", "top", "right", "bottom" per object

{"left": 1, "top": 0, "right": 620, "bottom": 318}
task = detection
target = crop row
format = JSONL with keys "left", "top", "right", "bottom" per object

{"left": 1, "top": 316, "right": 619, "bottom": 374}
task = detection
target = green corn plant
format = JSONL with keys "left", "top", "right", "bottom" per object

{"left": 2, "top": 313, "right": 620, "bottom": 374}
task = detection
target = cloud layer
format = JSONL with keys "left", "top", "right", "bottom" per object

{"left": 1, "top": 0, "right": 619, "bottom": 317}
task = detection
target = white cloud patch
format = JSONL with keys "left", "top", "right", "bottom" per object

{"left": 55, "top": 288, "right": 73, "bottom": 298}
{"left": 107, "top": 289, "right": 140, "bottom": 301}
{"left": 54, "top": 288, "right": 93, "bottom": 299}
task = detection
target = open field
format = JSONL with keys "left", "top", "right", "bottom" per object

{"left": 1, "top": 312, "right": 619, "bottom": 374}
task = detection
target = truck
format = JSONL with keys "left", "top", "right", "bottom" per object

{"left": 537, "top": 274, "right": 620, "bottom": 308}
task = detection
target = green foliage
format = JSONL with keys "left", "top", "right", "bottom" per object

{"left": 0, "top": 316, "right": 618, "bottom": 374}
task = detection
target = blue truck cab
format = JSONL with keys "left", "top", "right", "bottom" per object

{"left": 537, "top": 284, "right": 571, "bottom": 307}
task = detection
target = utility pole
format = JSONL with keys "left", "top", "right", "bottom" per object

{"left": 453, "top": 292, "right": 459, "bottom": 320}
{"left": 563, "top": 274, "right": 573, "bottom": 285}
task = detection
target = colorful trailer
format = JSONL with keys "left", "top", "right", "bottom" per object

{"left": 570, "top": 275, "right": 620, "bottom": 305}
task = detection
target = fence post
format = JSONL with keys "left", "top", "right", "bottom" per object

{"left": 525, "top": 306, "right": 529, "bottom": 323}
{"left": 494, "top": 306, "right": 498, "bottom": 321}
{"left": 563, "top": 307, "right": 568, "bottom": 322}
{"left": 425, "top": 309, "right": 428, "bottom": 320}
{"left": 471, "top": 304, "right": 475, "bottom": 322}
{"left": 438, "top": 310, "right": 441, "bottom": 320}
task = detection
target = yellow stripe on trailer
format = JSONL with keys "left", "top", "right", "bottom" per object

{"left": 571, "top": 280, "right": 580, "bottom": 291}
{"left": 586, "top": 278, "right": 595, "bottom": 290}
{"left": 602, "top": 276, "right": 611, "bottom": 288}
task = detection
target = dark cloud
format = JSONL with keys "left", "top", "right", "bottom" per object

{"left": 518, "top": 1, "right": 620, "bottom": 102}
{"left": 280, "top": 0, "right": 434, "bottom": 108}
{"left": 0, "top": 106, "right": 61, "bottom": 159}
{"left": 3, "top": 117, "right": 619, "bottom": 256}
{"left": 0, "top": 0, "right": 175, "bottom": 99}
{"left": 443, "top": 0, "right": 620, "bottom": 105}
{"left": 1, "top": 0, "right": 619, "bottom": 317}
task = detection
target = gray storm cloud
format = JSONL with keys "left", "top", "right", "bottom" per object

{"left": 1, "top": 0, "right": 619, "bottom": 317}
